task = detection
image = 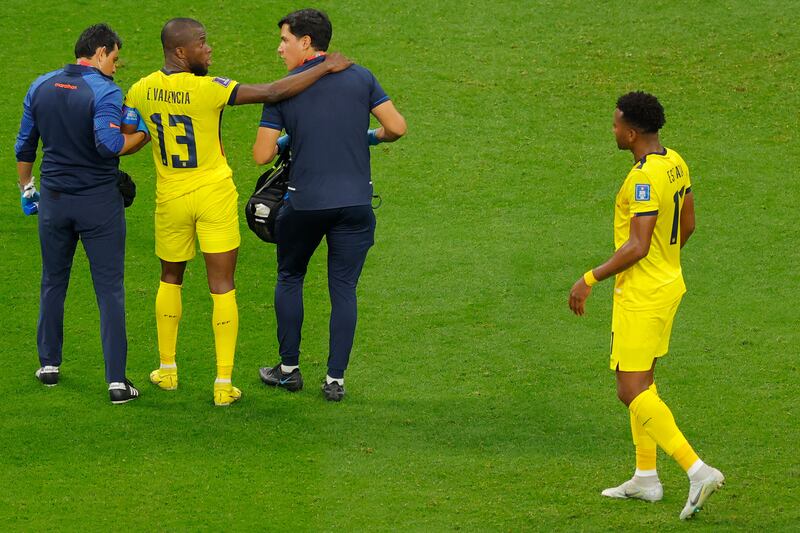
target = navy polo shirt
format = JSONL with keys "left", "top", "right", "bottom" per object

{"left": 260, "top": 56, "right": 389, "bottom": 211}
{"left": 15, "top": 64, "right": 125, "bottom": 193}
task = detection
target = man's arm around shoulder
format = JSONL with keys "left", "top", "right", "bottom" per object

{"left": 233, "top": 52, "right": 352, "bottom": 105}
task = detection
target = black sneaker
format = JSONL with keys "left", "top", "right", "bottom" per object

{"left": 259, "top": 364, "right": 303, "bottom": 392}
{"left": 109, "top": 379, "right": 140, "bottom": 404}
{"left": 322, "top": 381, "right": 345, "bottom": 402}
{"left": 35, "top": 366, "right": 60, "bottom": 387}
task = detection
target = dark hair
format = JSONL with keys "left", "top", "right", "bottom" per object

{"left": 74, "top": 23, "right": 122, "bottom": 59}
{"left": 616, "top": 91, "right": 666, "bottom": 133}
{"left": 278, "top": 9, "right": 332, "bottom": 51}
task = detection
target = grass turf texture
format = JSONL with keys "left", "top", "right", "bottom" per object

{"left": 1, "top": 0, "right": 798, "bottom": 529}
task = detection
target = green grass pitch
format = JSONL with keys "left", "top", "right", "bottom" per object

{"left": 1, "top": 0, "right": 798, "bottom": 530}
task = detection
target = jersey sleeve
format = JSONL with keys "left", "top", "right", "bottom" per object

{"left": 123, "top": 80, "right": 141, "bottom": 110}
{"left": 368, "top": 72, "right": 390, "bottom": 110}
{"left": 627, "top": 169, "right": 660, "bottom": 216}
{"left": 15, "top": 83, "right": 40, "bottom": 162}
{"left": 203, "top": 76, "right": 240, "bottom": 108}
{"left": 259, "top": 103, "right": 283, "bottom": 131}
{"left": 93, "top": 84, "right": 125, "bottom": 158}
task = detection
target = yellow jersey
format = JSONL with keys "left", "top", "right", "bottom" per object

{"left": 124, "top": 71, "right": 239, "bottom": 204}
{"left": 613, "top": 148, "right": 692, "bottom": 310}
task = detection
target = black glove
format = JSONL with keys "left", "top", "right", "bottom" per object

{"left": 117, "top": 169, "right": 136, "bottom": 208}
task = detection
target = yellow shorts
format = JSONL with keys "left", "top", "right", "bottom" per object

{"left": 610, "top": 298, "right": 682, "bottom": 372}
{"left": 154, "top": 178, "right": 240, "bottom": 262}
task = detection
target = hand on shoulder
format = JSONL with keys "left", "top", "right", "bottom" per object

{"left": 325, "top": 52, "right": 352, "bottom": 73}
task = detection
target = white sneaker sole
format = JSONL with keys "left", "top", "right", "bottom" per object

{"left": 601, "top": 489, "right": 662, "bottom": 502}
{"left": 601, "top": 478, "right": 663, "bottom": 502}
{"left": 680, "top": 471, "right": 725, "bottom": 520}
{"left": 111, "top": 398, "right": 137, "bottom": 405}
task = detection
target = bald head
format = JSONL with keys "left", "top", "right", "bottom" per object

{"left": 161, "top": 17, "right": 211, "bottom": 76}
{"left": 161, "top": 18, "right": 204, "bottom": 52}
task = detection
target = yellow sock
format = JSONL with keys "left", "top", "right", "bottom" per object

{"left": 630, "top": 383, "right": 659, "bottom": 471}
{"left": 211, "top": 290, "right": 238, "bottom": 381}
{"left": 629, "top": 388, "right": 698, "bottom": 471}
{"left": 673, "top": 441, "right": 700, "bottom": 472}
{"left": 635, "top": 446, "right": 657, "bottom": 472}
{"left": 155, "top": 281, "right": 182, "bottom": 367}
{"left": 631, "top": 411, "right": 658, "bottom": 471}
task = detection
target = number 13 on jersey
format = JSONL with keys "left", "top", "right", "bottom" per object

{"left": 150, "top": 113, "right": 198, "bottom": 169}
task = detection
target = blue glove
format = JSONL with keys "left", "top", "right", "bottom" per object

{"left": 20, "top": 177, "right": 40, "bottom": 216}
{"left": 277, "top": 134, "right": 290, "bottom": 154}
{"left": 367, "top": 128, "right": 382, "bottom": 146}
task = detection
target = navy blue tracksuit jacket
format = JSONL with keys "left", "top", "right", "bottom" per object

{"left": 15, "top": 63, "right": 129, "bottom": 382}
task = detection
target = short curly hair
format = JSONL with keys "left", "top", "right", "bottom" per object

{"left": 616, "top": 91, "right": 666, "bottom": 133}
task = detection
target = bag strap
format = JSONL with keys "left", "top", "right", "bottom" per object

{"left": 253, "top": 152, "right": 291, "bottom": 193}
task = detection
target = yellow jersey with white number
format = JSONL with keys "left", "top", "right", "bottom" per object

{"left": 613, "top": 148, "right": 692, "bottom": 310}
{"left": 124, "top": 71, "right": 239, "bottom": 203}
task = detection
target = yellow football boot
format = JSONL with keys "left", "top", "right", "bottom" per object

{"left": 149, "top": 367, "right": 178, "bottom": 391}
{"left": 214, "top": 383, "right": 242, "bottom": 406}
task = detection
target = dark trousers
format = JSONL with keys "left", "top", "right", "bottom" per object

{"left": 274, "top": 200, "right": 375, "bottom": 379}
{"left": 37, "top": 184, "right": 127, "bottom": 383}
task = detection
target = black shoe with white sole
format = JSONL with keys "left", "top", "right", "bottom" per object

{"left": 35, "top": 366, "right": 60, "bottom": 387}
{"left": 109, "top": 379, "right": 140, "bottom": 404}
{"left": 259, "top": 364, "right": 303, "bottom": 392}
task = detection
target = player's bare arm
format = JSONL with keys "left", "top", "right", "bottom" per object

{"left": 117, "top": 131, "right": 149, "bottom": 155}
{"left": 252, "top": 127, "right": 282, "bottom": 165}
{"left": 568, "top": 214, "right": 657, "bottom": 316}
{"left": 679, "top": 191, "right": 695, "bottom": 248}
{"left": 370, "top": 100, "right": 407, "bottom": 142}
{"left": 16, "top": 161, "right": 34, "bottom": 189}
{"left": 233, "top": 52, "right": 352, "bottom": 105}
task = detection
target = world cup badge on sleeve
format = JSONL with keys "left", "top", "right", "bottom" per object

{"left": 635, "top": 183, "right": 651, "bottom": 201}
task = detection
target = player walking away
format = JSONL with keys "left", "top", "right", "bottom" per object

{"left": 121, "top": 17, "right": 351, "bottom": 406}
{"left": 252, "top": 9, "right": 406, "bottom": 401}
{"left": 15, "top": 23, "right": 149, "bottom": 404}
{"left": 568, "top": 92, "right": 724, "bottom": 520}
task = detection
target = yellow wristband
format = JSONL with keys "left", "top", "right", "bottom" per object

{"left": 583, "top": 270, "right": 598, "bottom": 287}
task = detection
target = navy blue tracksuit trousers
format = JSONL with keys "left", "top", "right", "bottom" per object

{"left": 37, "top": 184, "right": 127, "bottom": 383}
{"left": 274, "top": 200, "right": 375, "bottom": 379}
